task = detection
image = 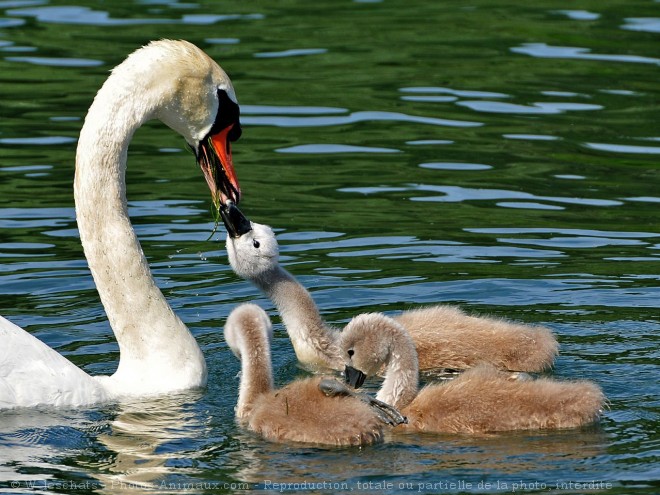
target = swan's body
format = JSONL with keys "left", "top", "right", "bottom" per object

{"left": 1, "top": 40, "right": 242, "bottom": 409}
{"left": 0, "top": 316, "right": 108, "bottom": 408}
{"left": 222, "top": 204, "right": 557, "bottom": 373}
{"left": 224, "top": 304, "right": 404, "bottom": 446}
{"left": 341, "top": 313, "right": 605, "bottom": 434}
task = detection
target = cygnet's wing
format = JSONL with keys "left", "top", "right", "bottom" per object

{"left": 318, "top": 378, "right": 407, "bottom": 426}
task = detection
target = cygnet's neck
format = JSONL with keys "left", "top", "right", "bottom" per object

{"left": 253, "top": 266, "right": 341, "bottom": 370}
{"left": 235, "top": 328, "right": 273, "bottom": 420}
{"left": 377, "top": 326, "right": 420, "bottom": 410}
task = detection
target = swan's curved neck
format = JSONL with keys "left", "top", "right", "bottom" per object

{"left": 377, "top": 329, "right": 419, "bottom": 410}
{"left": 235, "top": 332, "right": 273, "bottom": 420}
{"left": 254, "top": 266, "right": 341, "bottom": 370}
{"left": 74, "top": 71, "right": 206, "bottom": 394}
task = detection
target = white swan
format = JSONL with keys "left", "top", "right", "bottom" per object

{"left": 221, "top": 204, "right": 558, "bottom": 373}
{"left": 0, "top": 40, "right": 242, "bottom": 409}
{"left": 341, "top": 313, "right": 605, "bottom": 433}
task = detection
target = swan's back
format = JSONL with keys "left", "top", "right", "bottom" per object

{"left": 402, "top": 364, "right": 605, "bottom": 433}
{"left": 0, "top": 316, "right": 107, "bottom": 409}
{"left": 248, "top": 376, "right": 386, "bottom": 447}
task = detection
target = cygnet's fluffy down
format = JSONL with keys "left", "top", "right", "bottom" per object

{"left": 221, "top": 204, "right": 558, "bottom": 373}
{"left": 341, "top": 313, "right": 605, "bottom": 434}
{"left": 224, "top": 303, "right": 403, "bottom": 446}
{"left": 396, "top": 305, "right": 558, "bottom": 372}
{"left": 403, "top": 364, "right": 605, "bottom": 433}
{"left": 248, "top": 377, "right": 388, "bottom": 446}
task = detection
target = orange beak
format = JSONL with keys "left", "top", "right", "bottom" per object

{"left": 197, "top": 123, "right": 241, "bottom": 206}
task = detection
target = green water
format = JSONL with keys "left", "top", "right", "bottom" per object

{"left": 0, "top": 0, "right": 658, "bottom": 493}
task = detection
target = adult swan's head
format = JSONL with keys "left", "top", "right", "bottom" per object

{"left": 72, "top": 40, "right": 243, "bottom": 398}
{"left": 76, "top": 39, "right": 242, "bottom": 208}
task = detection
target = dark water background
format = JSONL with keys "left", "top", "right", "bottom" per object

{"left": 0, "top": 1, "right": 658, "bottom": 493}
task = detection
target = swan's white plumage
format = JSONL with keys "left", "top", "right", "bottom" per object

{"left": 1, "top": 40, "right": 238, "bottom": 409}
{"left": 0, "top": 316, "right": 107, "bottom": 408}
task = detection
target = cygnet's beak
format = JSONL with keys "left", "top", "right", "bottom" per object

{"left": 344, "top": 365, "right": 367, "bottom": 389}
{"left": 220, "top": 201, "right": 253, "bottom": 238}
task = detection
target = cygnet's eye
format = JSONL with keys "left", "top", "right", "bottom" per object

{"left": 347, "top": 349, "right": 354, "bottom": 358}
{"left": 253, "top": 240, "right": 260, "bottom": 249}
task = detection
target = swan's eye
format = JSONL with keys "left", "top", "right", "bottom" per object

{"left": 347, "top": 349, "right": 354, "bottom": 358}
{"left": 253, "top": 240, "right": 260, "bottom": 249}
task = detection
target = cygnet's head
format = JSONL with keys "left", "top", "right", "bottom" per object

{"left": 224, "top": 303, "right": 273, "bottom": 359}
{"left": 221, "top": 202, "right": 279, "bottom": 280}
{"left": 340, "top": 313, "right": 401, "bottom": 387}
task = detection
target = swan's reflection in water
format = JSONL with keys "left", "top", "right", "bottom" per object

{"left": 0, "top": 390, "right": 216, "bottom": 493}
{"left": 227, "top": 426, "right": 607, "bottom": 485}
{"left": 92, "top": 390, "right": 209, "bottom": 494}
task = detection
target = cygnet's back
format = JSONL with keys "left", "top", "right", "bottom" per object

{"left": 224, "top": 304, "right": 400, "bottom": 446}
{"left": 395, "top": 305, "right": 558, "bottom": 372}
{"left": 248, "top": 376, "right": 387, "bottom": 446}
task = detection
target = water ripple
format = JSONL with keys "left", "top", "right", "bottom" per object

{"left": 0, "top": 136, "right": 76, "bottom": 145}
{"left": 276, "top": 144, "right": 400, "bottom": 153}
{"left": 254, "top": 48, "right": 327, "bottom": 58}
{"left": 621, "top": 17, "right": 660, "bottom": 33}
{"left": 6, "top": 6, "right": 263, "bottom": 25}
{"left": 419, "top": 162, "right": 492, "bottom": 171}
{"left": 497, "top": 236, "right": 649, "bottom": 249}
{"left": 457, "top": 100, "right": 602, "bottom": 114}
{"left": 584, "top": 142, "right": 660, "bottom": 155}
{"left": 0, "top": 17, "right": 24, "bottom": 27}
{"left": 400, "top": 86, "right": 509, "bottom": 98}
{"left": 242, "top": 105, "right": 348, "bottom": 115}
{"left": 242, "top": 110, "right": 482, "bottom": 128}
{"left": 554, "top": 10, "right": 601, "bottom": 21}
{"left": 624, "top": 196, "right": 660, "bottom": 203}
{"left": 205, "top": 37, "right": 240, "bottom": 45}
{"left": 328, "top": 242, "right": 562, "bottom": 263}
{"left": 307, "top": 277, "right": 660, "bottom": 309}
{"left": 511, "top": 43, "right": 660, "bottom": 66}
{"left": 412, "top": 185, "right": 622, "bottom": 207}
{"left": 5, "top": 56, "right": 102, "bottom": 67}
{"left": 341, "top": 184, "right": 623, "bottom": 208}
{"left": 503, "top": 134, "right": 560, "bottom": 141}
{"left": 497, "top": 202, "right": 564, "bottom": 211}
{"left": 466, "top": 227, "right": 660, "bottom": 239}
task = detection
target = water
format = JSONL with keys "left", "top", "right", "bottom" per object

{"left": 0, "top": 0, "right": 658, "bottom": 493}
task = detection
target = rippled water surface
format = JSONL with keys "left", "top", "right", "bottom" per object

{"left": 1, "top": 1, "right": 658, "bottom": 494}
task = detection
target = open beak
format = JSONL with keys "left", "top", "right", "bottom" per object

{"left": 197, "top": 123, "right": 241, "bottom": 206}
{"left": 345, "top": 365, "right": 367, "bottom": 389}
{"left": 220, "top": 202, "right": 252, "bottom": 238}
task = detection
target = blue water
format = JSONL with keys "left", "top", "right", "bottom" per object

{"left": 0, "top": 1, "right": 658, "bottom": 494}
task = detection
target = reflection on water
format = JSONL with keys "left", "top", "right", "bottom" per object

{"left": 0, "top": 0, "right": 658, "bottom": 493}
{"left": 93, "top": 392, "right": 208, "bottom": 494}
{"left": 228, "top": 428, "right": 608, "bottom": 486}
{"left": 0, "top": 393, "right": 208, "bottom": 494}
{"left": 241, "top": 109, "right": 482, "bottom": 129}
{"left": 4, "top": 5, "right": 264, "bottom": 26}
